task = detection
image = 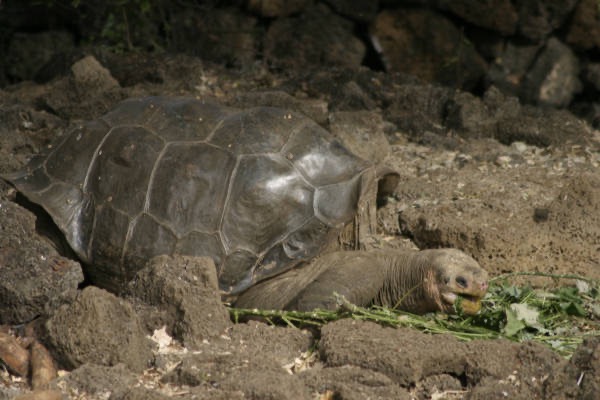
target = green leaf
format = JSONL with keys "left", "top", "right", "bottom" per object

{"left": 503, "top": 307, "right": 526, "bottom": 337}
{"left": 561, "top": 301, "right": 587, "bottom": 317}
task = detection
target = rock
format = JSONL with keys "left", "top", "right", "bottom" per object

{"left": 0, "top": 198, "right": 84, "bottom": 325}
{"left": 585, "top": 63, "right": 600, "bottom": 92}
{"left": 39, "top": 56, "right": 124, "bottom": 119}
{"left": 70, "top": 55, "right": 120, "bottom": 93}
{"left": 384, "top": 84, "right": 454, "bottom": 138}
{"left": 487, "top": 42, "right": 542, "bottom": 98}
{"left": 299, "top": 366, "right": 411, "bottom": 399}
{"left": 497, "top": 106, "right": 592, "bottom": 146}
{"left": 45, "top": 286, "right": 153, "bottom": 372}
{"left": 169, "top": 7, "right": 257, "bottom": 67}
{"left": 58, "top": 363, "right": 138, "bottom": 398}
{"left": 565, "top": 337, "right": 600, "bottom": 397}
{"left": 334, "top": 80, "right": 378, "bottom": 111}
{"left": 444, "top": 86, "right": 521, "bottom": 140}
{"left": 328, "top": 110, "right": 391, "bottom": 162}
{"left": 370, "top": 9, "right": 487, "bottom": 90}
{"left": 128, "top": 255, "right": 232, "bottom": 348}
{"left": 231, "top": 90, "right": 329, "bottom": 124}
{"left": 264, "top": 3, "right": 365, "bottom": 70}
{"left": 540, "top": 336, "right": 600, "bottom": 397}
{"left": 566, "top": 0, "right": 600, "bottom": 50}
{"left": 445, "top": 92, "right": 497, "bottom": 139}
{"left": 162, "top": 321, "right": 313, "bottom": 400}
{"left": 323, "top": 0, "right": 379, "bottom": 22}
{"left": 522, "top": 38, "right": 581, "bottom": 107}
{"left": 5, "top": 30, "right": 75, "bottom": 82}
{"left": 438, "top": 0, "right": 518, "bottom": 35}
{"left": 247, "top": 0, "right": 309, "bottom": 17}
{"left": 544, "top": 173, "right": 600, "bottom": 262}
{"left": 515, "top": 0, "right": 578, "bottom": 42}
{"left": 320, "top": 319, "right": 563, "bottom": 396}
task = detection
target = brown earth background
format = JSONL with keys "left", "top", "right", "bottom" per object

{"left": 0, "top": 1, "right": 600, "bottom": 399}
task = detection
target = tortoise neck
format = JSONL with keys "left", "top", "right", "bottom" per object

{"left": 373, "top": 252, "right": 436, "bottom": 313}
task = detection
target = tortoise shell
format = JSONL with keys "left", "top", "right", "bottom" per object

{"left": 4, "top": 97, "right": 374, "bottom": 294}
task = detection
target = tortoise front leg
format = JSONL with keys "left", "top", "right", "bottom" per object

{"left": 284, "top": 252, "right": 389, "bottom": 311}
{"left": 234, "top": 252, "right": 389, "bottom": 311}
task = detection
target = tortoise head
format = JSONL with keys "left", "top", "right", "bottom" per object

{"left": 422, "top": 249, "right": 489, "bottom": 315}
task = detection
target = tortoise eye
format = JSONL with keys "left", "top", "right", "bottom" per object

{"left": 456, "top": 276, "right": 468, "bottom": 288}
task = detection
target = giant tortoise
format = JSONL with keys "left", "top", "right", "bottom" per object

{"left": 2, "top": 96, "right": 488, "bottom": 314}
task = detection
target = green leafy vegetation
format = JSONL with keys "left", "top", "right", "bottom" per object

{"left": 230, "top": 272, "right": 600, "bottom": 358}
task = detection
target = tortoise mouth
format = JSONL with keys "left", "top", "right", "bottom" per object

{"left": 441, "top": 291, "right": 484, "bottom": 315}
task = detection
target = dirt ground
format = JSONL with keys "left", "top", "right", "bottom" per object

{"left": 0, "top": 50, "right": 599, "bottom": 399}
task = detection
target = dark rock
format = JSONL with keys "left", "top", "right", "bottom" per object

{"left": 438, "top": 0, "right": 518, "bottom": 35}
{"left": 567, "top": 337, "right": 600, "bottom": 397}
{"left": 384, "top": 84, "right": 454, "bottom": 138}
{"left": 585, "top": 63, "right": 600, "bottom": 92}
{"left": 497, "top": 106, "right": 593, "bottom": 146}
{"left": 70, "top": 55, "right": 120, "bottom": 93}
{"left": 0, "top": 198, "right": 84, "bottom": 325}
{"left": 328, "top": 110, "right": 391, "bottom": 162}
{"left": 541, "top": 337, "right": 600, "bottom": 398}
{"left": 487, "top": 42, "right": 542, "bottom": 98}
{"left": 445, "top": 92, "right": 498, "bottom": 139}
{"left": 320, "top": 319, "right": 562, "bottom": 396}
{"left": 320, "top": 320, "right": 467, "bottom": 386}
{"left": 334, "top": 80, "right": 378, "bottom": 111}
{"left": 165, "top": 352, "right": 311, "bottom": 399}
{"left": 370, "top": 9, "right": 487, "bottom": 90}
{"left": 58, "top": 363, "right": 138, "bottom": 397}
{"left": 546, "top": 174, "right": 600, "bottom": 247}
{"left": 324, "top": 0, "right": 379, "bottom": 22}
{"left": 39, "top": 56, "right": 124, "bottom": 119}
{"left": 566, "top": 0, "right": 600, "bottom": 50}
{"left": 521, "top": 38, "right": 581, "bottom": 107}
{"left": 466, "top": 27, "right": 505, "bottom": 61}
{"left": 280, "top": 67, "right": 417, "bottom": 113}
{"left": 445, "top": 86, "right": 521, "bottom": 139}
{"left": 533, "top": 207, "right": 549, "bottom": 222}
{"left": 231, "top": 90, "right": 329, "bottom": 124}
{"left": 45, "top": 286, "right": 154, "bottom": 372}
{"left": 162, "top": 321, "right": 313, "bottom": 400}
{"left": 5, "top": 30, "right": 75, "bottom": 82}
{"left": 264, "top": 4, "right": 365, "bottom": 70}
{"left": 128, "top": 255, "right": 232, "bottom": 348}
{"left": 169, "top": 7, "right": 257, "bottom": 67}
{"left": 415, "top": 374, "right": 463, "bottom": 400}
{"left": 247, "top": 0, "right": 310, "bottom": 17}
{"left": 299, "top": 366, "right": 411, "bottom": 399}
{"left": 515, "top": 0, "right": 578, "bottom": 42}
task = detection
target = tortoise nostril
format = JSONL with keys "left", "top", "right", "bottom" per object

{"left": 456, "top": 276, "right": 468, "bottom": 288}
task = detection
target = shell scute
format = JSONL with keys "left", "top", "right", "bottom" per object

{"left": 221, "top": 154, "right": 314, "bottom": 255}
{"left": 87, "top": 126, "right": 164, "bottom": 217}
{"left": 148, "top": 142, "right": 234, "bottom": 236}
